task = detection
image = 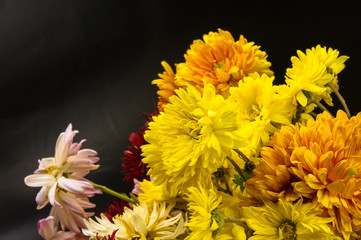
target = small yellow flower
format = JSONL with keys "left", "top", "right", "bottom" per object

{"left": 185, "top": 185, "right": 223, "bottom": 240}
{"left": 176, "top": 29, "right": 273, "bottom": 97}
{"left": 82, "top": 201, "right": 186, "bottom": 240}
{"left": 229, "top": 73, "right": 295, "bottom": 151}
{"left": 243, "top": 199, "right": 335, "bottom": 240}
{"left": 286, "top": 45, "right": 348, "bottom": 107}
{"left": 142, "top": 84, "right": 245, "bottom": 196}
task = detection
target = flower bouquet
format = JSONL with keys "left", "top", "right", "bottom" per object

{"left": 25, "top": 29, "right": 358, "bottom": 239}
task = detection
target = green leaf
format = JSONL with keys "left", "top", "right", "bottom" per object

{"left": 233, "top": 174, "right": 245, "bottom": 191}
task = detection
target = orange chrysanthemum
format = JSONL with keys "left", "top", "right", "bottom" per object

{"left": 176, "top": 29, "right": 273, "bottom": 97}
{"left": 246, "top": 110, "right": 361, "bottom": 240}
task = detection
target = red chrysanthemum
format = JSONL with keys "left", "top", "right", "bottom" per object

{"left": 102, "top": 200, "right": 129, "bottom": 222}
{"left": 121, "top": 113, "right": 155, "bottom": 183}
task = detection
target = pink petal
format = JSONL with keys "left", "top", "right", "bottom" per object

{"left": 71, "top": 171, "right": 90, "bottom": 178}
{"left": 61, "top": 208, "right": 81, "bottom": 233}
{"left": 58, "top": 191, "right": 96, "bottom": 212}
{"left": 64, "top": 128, "right": 78, "bottom": 154}
{"left": 57, "top": 177, "right": 91, "bottom": 195}
{"left": 68, "top": 139, "right": 86, "bottom": 155}
{"left": 37, "top": 216, "right": 56, "bottom": 239}
{"left": 62, "top": 159, "right": 99, "bottom": 173}
{"left": 131, "top": 178, "right": 143, "bottom": 195}
{"left": 48, "top": 183, "right": 61, "bottom": 207}
{"left": 65, "top": 123, "right": 73, "bottom": 133}
{"left": 62, "top": 198, "right": 85, "bottom": 216}
{"left": 25, "top": 174, "right": 55, "bottom": 187}
{"left": 36, "top": 186, "right": 50, "bottom": 209}
{"left": 55, "top": 133, "right": 66, "bottom": 167}
{"left": 70, "top": 149, "right": 99, "bottom": 163}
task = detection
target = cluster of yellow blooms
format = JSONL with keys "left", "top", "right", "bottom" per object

{"left": 84, "top": 29, "right": 360, "bottom": 240}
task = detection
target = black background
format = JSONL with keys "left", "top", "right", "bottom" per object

{"left": 1, "top": 1, "right": 360, "bottom": 239}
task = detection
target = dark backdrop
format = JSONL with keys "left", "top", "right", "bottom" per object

{"left": 1, "top": 1, "right": 360, "bottom": 239}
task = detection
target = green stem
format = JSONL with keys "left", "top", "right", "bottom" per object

{"left": 312, "top": 100, "right": 334, "bottom": 117}
{"left": 233, "top": 149, "right": 250, "bottom": 162}
{"left": 226, "top": 156, "right": 247, "bottom": 182}
{"left": 222, "top": 174, "right": 233, "bottom": 196}
{"left": 92, "top": 183, "right": 138, "bottom": 204}
{"left": 214, "top": 181, "right": 231, "bottom": 195}
{"left": 310, "top": 111, "right": 318, "bottom": 118}
{"left": 327, "top": 83, "right": 351, "bottom": 118}
{"left": 224, "top": 218, "right": 246, "bottom": 224}
{"left": 233, "top": 149, "right": 255, "bottom": 174}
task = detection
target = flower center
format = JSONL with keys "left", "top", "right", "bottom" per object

{"left": 279, "top": 221, "right": 297, "bottom": 240}
{"left": 214, "top": 62, "right": 225, "bottom": 71}
{"left": 248, "top": 104, "right": 261, "bottom": 121}
{"left": 45, "top": 166, "right": 58, "bottom": 174}
{"left": 183, "top": 119, "right": 202, "bottom": 140}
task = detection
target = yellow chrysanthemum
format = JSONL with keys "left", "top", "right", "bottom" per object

{"left": 286, "top": 45, "right": 349, "bottom": 107}
{"left": 246, "top": 110, "right": 361, "bottom": 239}
{"left": 141, "top": 84, "right": 245, "bottom": 196}
{"left": 137, "top": 179, "right": 177, "bottom": 208}
{"left": 152, "top": 61, "right": 181, "bottom": 112}
{"left": 274, "top": 84, "right": 316, "bottom": 123}
{"left": 82, "top": 201, "right": 186, "bottom": 240}
{"left": 176, "top": 29, "right": 273, "bottom": 97}
{"left": 185, "top": 185, "right": 223, "bottom": 240}
{"left": 229, "top": 73, "right": 295, "bottom": 151}
{"left": 243, "top": 198, "right": 335, "bottom": 240}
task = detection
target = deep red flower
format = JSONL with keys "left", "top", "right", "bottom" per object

{"left": 121, "top": 113, "right": 155, "bottom": 183}
{"left": 103, "top": 200, "right": 129, "bottom": 222}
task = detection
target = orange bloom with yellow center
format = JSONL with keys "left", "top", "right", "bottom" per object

{"left": 246, "top": 110, "right": 361, "bottom": 240}
{"left": 176, "top": 29, "right": 273, "bottom": 97}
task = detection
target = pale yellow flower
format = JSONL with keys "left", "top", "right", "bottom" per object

{"left": 83, "top": 201, "right": 186, "bottom": 240}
